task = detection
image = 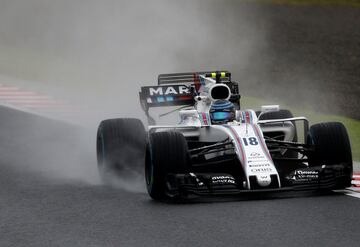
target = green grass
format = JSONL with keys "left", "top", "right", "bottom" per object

{"left": 242, "top": 96, "right": 360, "bottom": 161}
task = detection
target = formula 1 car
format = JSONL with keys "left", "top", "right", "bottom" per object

{"left": 96, "top": 71, "right": 353, "bottom": 201}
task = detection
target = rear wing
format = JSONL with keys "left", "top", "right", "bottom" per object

{"left": 139, "top": 85, "right": 194, "bottom": 109}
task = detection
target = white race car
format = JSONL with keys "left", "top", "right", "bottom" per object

{"left": 96, "top": 71, "right": 353, "bottom": 201}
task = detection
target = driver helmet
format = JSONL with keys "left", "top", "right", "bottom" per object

{"left": 209, "top": 100, "right": 235, "bottom": 124}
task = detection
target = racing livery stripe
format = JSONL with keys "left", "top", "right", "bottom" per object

{"left": 223, "top": 125, "right": 246, "bottom": 166}
{"left": 249, "top": 111, "right": 253, "bottom": 124}
{"left": 240, "top": 111, "right": 254, "bottom": 124}
{"left": 198, "top": 113, "right": 204, "bottom": 125}
{"left": 206, "top": 113, "right": 211, "bottom": 124}
{"left": 251, "top": 124, "right": 272, "bottom": 162}
{"left": 242, "top": 111, "right": 246, "bottom": 123}
{"left": 245, "top": 111, "right": 251, "bottom": 124}
{"left": 201, "top": 112, "right": 208, "bottom": 125}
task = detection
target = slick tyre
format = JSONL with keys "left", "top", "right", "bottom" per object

{"left": 97, "top": 118, "right": 146, "bottom": 184}
{"left": 307, "top": 122, "right": 353, "bottom": 188}
{"left": 146, "top": 131, "right": 189, "bottom": 201}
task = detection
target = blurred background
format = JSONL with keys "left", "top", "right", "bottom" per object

{"left": 0, "top": 0, "right": 359, "bottom": 120}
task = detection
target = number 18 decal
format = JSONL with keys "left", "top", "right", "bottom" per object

{"left": 242, "top": 137, "right": 259, "bottom": 146}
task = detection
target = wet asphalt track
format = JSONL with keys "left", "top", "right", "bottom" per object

{"left": 1, "top": 107, "right": 360, "bottom": 247}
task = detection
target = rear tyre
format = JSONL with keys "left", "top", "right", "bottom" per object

{"left": 146, "top": 131, "right": 189, "bottom": 201}
{"left": 97, "top": 118, "right": 146, "bottom": 184}
{"left": 307, "top": 122, "right": 353, "bottom": 188}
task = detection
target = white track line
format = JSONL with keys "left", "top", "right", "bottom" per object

{"left": 343, "top": 191, "right": 360, "bottom": 199}
{"left": 334, "top": 187, "right": 360, "bottom": 199}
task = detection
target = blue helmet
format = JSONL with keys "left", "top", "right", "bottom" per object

{"left": 209, "top": 100, "right": 235, "bottom": 124}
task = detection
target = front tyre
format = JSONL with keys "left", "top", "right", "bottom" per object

{"left": 146, "top": 131, "right": 189, "bottom": 201}
{"left": 307, "top": 122, "right": 353, "bottom": 188}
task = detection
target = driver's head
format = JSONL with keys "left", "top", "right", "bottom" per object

{"left": 209, "top": 100, "right": 235, "bottom": 124}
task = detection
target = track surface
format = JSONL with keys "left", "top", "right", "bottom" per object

{"left": 2, "top": 169, "right": 360, "bottom": 247}
{"left": 1, "top": 107, "right": 360, "bottom": 247}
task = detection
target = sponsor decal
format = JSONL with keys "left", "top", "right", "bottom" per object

{"left": 248, "top": 155, "right": 266, "bottom": 160}
{"left": 295, "top": 170, "right": 319, "bottom": 179}
{"left": 250, "top": 167, "right": 273, "bottom": 173}
{"left": 189, "top": 173, "right": 204, "bottom": 186}
{"left": 251, "top": 124, "right": 273, "bottom": 161}
{"left": 249, "top": 163, "right": 271, "bottom": 168}
{"left": 149, "top": 86, "right": 189, "bottom": 96}
{"left": 248, "top": 152, "right": 265, "bottom": 160}
{"left": 288, "top": 169, "right": 319, "bottom": 183}
{"left": 250, "top": 152, "right": 261, "bottom": 157}
{"left": 248, "top": 159, "right": 268, "bottom": 163}
{"left": 211, "top": 175, "right": 236, "bottom": 185}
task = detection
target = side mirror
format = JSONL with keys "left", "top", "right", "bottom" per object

{"left": 261, "top": 105, "right": 280, "bottom": 113}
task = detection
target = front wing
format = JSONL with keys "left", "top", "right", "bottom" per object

{"left": 165, "top": 164, "right": 350, "bottom": 198}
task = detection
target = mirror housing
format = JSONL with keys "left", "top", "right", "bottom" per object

{"left": 261, "top": 105, "right": 280, "bottom": 113}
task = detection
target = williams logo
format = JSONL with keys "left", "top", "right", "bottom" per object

{"left": 248, "top": 152, "right": 265, "bottom": 160}
{"left": 250, "top": 152, "right": 261, "bottom": 157}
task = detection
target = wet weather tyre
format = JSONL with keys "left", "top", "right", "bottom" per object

{"left": 145, "top": 131, "right": 189, "bottom": 201}
{"left": 96, "top": 118, "right": 146, "bottom": 184}
{"left": 307, "top": 122, "right": 353, "bottom": 188}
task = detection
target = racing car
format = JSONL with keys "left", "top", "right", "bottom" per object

{"left": 96, "top": 71, "right": 353, "bottom": 201}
